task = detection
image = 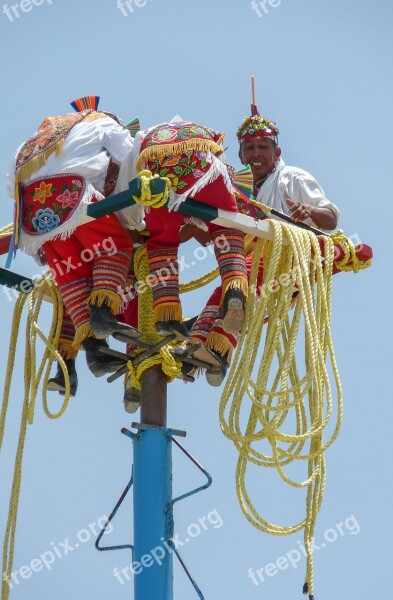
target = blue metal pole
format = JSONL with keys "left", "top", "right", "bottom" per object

{"left": 133, "top": 424, "right": 173, "bottom": 599}
{"left": 132, "top": 364, "right": 173, "bottom": 600}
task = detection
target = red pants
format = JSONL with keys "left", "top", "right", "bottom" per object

{"left": 43, "top": 213, "right": 132, "bottom": 343}
{"left": 190, "top": 252, "right": 264, "bottom": 363}
{"left": 145, "top": 174, "right": 248, "bottom": 322}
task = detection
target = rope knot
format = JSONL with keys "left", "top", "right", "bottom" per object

{"left": 133, "top": 170, "right": 172, "bottom": 209}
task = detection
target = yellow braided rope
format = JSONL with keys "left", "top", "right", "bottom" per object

{"left": 0, "top": 276, "right": 73, "bottom": 600}
{"left": 179, "top": 266, "right": 219, "bottom": 294}
{"left": 331, "top": 229, "right": 371, "bottom": 272}
{"left": 0, "top": 224, "right": 13, "bottom": 238}
{"left": 219, "top": 219, "right": 343, "bottom": 597}
{"left": 133, "top": 170, "right": 171, "bottom": 209}
{"left": 126, "top": 246, "right": 182, "bottom": 389}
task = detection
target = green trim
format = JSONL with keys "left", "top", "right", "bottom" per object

{"left": 177, "top": 199, "right": 218, "bottom": 222}
{"left": 0, "top": 267, "right": 33, "bottom": 293}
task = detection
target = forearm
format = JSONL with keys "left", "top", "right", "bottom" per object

{"left": 309, "top": 206, "right": 337, "bottom": 230}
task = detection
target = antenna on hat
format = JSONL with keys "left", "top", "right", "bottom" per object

{"left": 251, "top": 75, "right": 259, "bottom": 116}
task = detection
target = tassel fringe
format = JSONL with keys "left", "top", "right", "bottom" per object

{"left": 88, "top": 289, "right": 123, "bottom": 315}
{"left": 57, "top": 340, "right": 79, "bottom": 360}
{"left": 221, "top": 277, "right": 249, "bottom": 306}
{"left": 136, "top": 139, "right": 223, "bottom": 172}
{"left": 16, "top": 139, "right": 65, "bottom": 184}
{"left": 153, "top": 303, "right": 183, "bottom": 323}
{"left": 73, "top": 322, "right": 95, "bottom": 347}
{"left": 205, "top": 332, "right": 234, "bottom": 365}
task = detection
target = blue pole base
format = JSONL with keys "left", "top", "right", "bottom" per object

{"left": 133, "top": 424, "right": 175, "bottom": 600}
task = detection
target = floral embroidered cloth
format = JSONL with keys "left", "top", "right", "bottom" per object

{"left": 136, "top": 120, "right": 225, "bottom": 172}
{"left": 235, "top": 195, "right": 266, "bottom": 220}
{"left": 15, "top": 111, "right": 92, "bottom": 175}
{"left": 142, "top": 121, "right": 223, "bottom": 150}
{"left": 21, "top": 174, "right": 86, "bottom": 235}
{"left": 147, "top": 151, "right": 212, "bottom": 194}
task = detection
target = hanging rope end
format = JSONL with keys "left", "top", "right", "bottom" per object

{"left": 302, "top": 582, "right": 314, "bottom": 599}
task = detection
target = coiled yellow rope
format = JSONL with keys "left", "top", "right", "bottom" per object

{"left": 132, "top": 170, "right": 171, "bottom": 209}
{"left": 219, "top": 219, "right": 343, "bottom": 598}
{"left": 331, "top": 229, "right": 371, "bottom": 272}
{"left": 0, "top": 276, "right": 73, "bottom": 600}
{"left": 125, "top": 246, "right": 182, "bottom": 390}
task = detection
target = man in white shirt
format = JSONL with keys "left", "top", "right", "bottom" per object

{"left": 184, "top": 107, "right": 340, "bottom": 386}
{"left": 237, "top": 112, "right": 339, "bottom": 230}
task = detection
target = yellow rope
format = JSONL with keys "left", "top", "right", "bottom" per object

{"left": 179, "top": 266, "right": 219, "bottom": 294}
{"left": 132, "top": 170, "right": 171, "bottom": 209}
{"left": 331, "top": 229, "right": 371, "bottom": 272}
{"left": 0, "top": 275, "right": 72, "bottom": 600}
{"left": 126, "top": 246, "right": 182, "bottom": 390}
{"left": 219, "top": 219, "right": 343, "bottom": 597}
{"left": 0, "top": 224, "right": 13, "bottom": 238}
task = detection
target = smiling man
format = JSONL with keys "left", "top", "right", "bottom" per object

{"left": 237, "top": 112, "right": 339, "bottom": 231}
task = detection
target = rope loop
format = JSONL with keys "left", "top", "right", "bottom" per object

{"left": 331, "top": 229, "right": 371, "bottom": 272}
{"left": 133, "top": 170, "right": 172, "bottom": 209}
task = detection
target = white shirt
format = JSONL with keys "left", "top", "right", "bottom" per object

{"left": 256, "top": 158, "right": 339, "bottom": 230}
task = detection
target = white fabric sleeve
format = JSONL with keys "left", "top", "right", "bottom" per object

{"left": 102, "top": 125, "right": 134, "bottom": 165}
{"left": 284, "top": 170, "right": 340, "bottom": 226}
{"left": 114, "top": 150, "right": 145, "bottom": 232}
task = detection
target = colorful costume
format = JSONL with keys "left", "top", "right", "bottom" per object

{"left": 128, "top": 116, "right": 248, "bottom": 327}
{"left": 6, "top": 99, "right": 144, "bottom": 347}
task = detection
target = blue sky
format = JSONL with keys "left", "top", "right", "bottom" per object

{"left": 0, "top": 1, "right": 392, "bottom": 598}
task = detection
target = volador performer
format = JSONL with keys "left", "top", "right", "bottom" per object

{"left": 6, "top": 96, "right": 144, "bottom": 377}
{"left": 128, "top": 116, "right": 249, "bottom": 342}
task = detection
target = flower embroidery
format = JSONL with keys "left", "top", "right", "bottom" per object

{"left": 190, "top": 125, "right": 212, "bottom": 137}
{"left": 57, "top": 189, "right": 79, "bottom": 208}
{"left": 161, "top": 154, "right": 180, "bottom": 167}
{"left": 34, "top": 181, "right": 53, "bottom": 204}
{"left": 167, "top": 174, "right": 180, "bottom": 191}
{"left": 72, "top": 179, "right": 83, "bottom": 188}
{"left": 32, "top": 208, "right": 61, "bottom": 233}
{"left": 151, "top": 128, "right": 178, "bottom": 143}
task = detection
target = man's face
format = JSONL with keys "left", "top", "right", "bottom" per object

{"left": 239, "top": 137, "right": 281, "bottom": 180}
{"left": 103, "top": 161, "right": 120, "bottom": 197}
